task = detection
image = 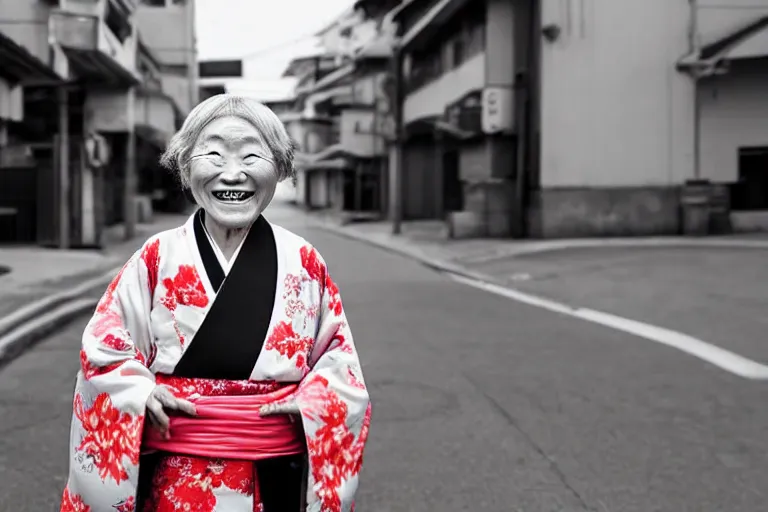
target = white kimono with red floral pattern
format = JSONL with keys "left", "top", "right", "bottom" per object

{"left": 60, "top": 213, "right": 371, "bottom": 512}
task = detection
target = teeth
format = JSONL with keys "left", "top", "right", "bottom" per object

{"left": 214, "top": 191, "right": 251, "bottom": 202}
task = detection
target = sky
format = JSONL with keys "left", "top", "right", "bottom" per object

{"left": 195, "top": 0, "right": 354, "bottom": 100}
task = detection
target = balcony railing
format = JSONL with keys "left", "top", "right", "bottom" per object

{"left": 49, "top": 10, "right": 138, "bottom": 83}
{"left": 50, "top": 12, "right": 99, "bottom": 52}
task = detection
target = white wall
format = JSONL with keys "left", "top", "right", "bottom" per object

{"left": 0, "top": 0, "right": 52, "bottom": 65}
{"left": 696, "top": 1, "right": 768, "bottom": 44}
{"left": 539, "top": 0, "right": 695, "bottom": 188}
{"left": 699, "top": 63, "right": 768, "bottom": 183}
{"left": 340, "top": 109, "right": 380, "bottom": 156}
{"left": 135, "top": 4, "right": 194, "bottom": 67}
{"left": 0, "top": 80, "right": 23, "bottom": 122}
{"left": 403, "top": 53, "right": 485, "bottom": 123}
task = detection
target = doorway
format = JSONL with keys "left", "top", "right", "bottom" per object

{"left": 442, "top": 149, "right": 463, "bottom": 215}
{"left": 732, "top": 147, "right": 768, "bottom": 211}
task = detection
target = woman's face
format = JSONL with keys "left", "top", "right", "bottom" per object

{"left": 188, "top": 116, "right": 279, "bottom": 229}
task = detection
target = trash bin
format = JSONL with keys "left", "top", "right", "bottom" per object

{"left": 680, "top": 180, "right": 711, "bottom": 236}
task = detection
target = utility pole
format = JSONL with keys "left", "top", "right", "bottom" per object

{"left": 57, "top": 86, "right": 70, "bottom": 249}
{"left": 186, "top": 0, "right": 199, "bottom": 111}
{"left": 124, "top": 86, "right": 137, "bottom": 240}
{"left": 390, "top": 41, "right": 404, "bottom": 235}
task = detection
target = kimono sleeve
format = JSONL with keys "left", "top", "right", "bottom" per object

{"left": 296, "top": 251, "right": 372, "bottom": 512}
{"left": 61, "top": 241, "right": 158, "bottom": 511}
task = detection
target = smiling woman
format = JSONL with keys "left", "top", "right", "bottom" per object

{"left": 59, "top": 94, "right": 371, "bottom": 512}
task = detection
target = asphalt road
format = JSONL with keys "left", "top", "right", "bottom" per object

{"left": 2, "top": 201, "right": 767, "bottom": 512}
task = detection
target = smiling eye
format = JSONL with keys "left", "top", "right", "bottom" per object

{"left": 207, "top": 151, "right": 222, "bottom": 157}
{"left": 243, "top": 154, "right": 266, "bottom": 163}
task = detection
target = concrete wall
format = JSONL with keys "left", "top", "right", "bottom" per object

{"left": 403, "top": 53, "right": 485, "bottom": 123}
{"left": 135, "top": 3, "right": 194, "bottom": 67}
{"left": 539, "top": 0, "right": 695, "bottom": 188}
{"left": 0, "top": 0, "right": 52, "bottom": 65}
{"left": 135, "top": 1, "right": 196, "bottom": 114}
{"left": 0, "top": 80, "right": 23, "bottom": 122}
{"left": 340, "top": 109, "right": 382, "bottom": 157}
{"left": 85, "top": 90, "right": 173, "bottom": 134}
{"left": 695, "top": 1, "right": 768, "bottom": 44}
{"left": 135, "top": 95, "right": 176, "bottom": 135}
{"left": 699, "top": 62, "right": 768, "bottom": 184}
{"left": 160, "top": 72, "right": 195, "bottom": 115}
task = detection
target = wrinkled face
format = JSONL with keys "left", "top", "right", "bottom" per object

{"left": 188, "top": 116, "right": 279, "bottom": 229}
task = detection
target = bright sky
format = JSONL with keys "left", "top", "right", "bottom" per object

{"left": 195, "top": 0, "right": 354, "bottom": 100}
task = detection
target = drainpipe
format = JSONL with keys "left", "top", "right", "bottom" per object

{"left": 390, "top": 41, "right": 404, "bottom": 234}
{"left": 689, "top": 0, "right": 701, "bottom": 180}
{"left": 186, "top": 0, "right": 199, "bottom": 110}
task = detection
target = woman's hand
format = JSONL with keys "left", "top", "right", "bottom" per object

{"left": 146, "top": 385, "right": 196, "bottom": 434}
{"left": 259, "top": 398, "right": 300, "bottom": 417}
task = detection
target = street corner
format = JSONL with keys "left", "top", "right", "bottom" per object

{"left": 461, "top": 243, "right": 768, "bottom": 364}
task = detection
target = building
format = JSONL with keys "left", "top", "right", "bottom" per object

{"left": 134, "top": 0, "right": 199, "bottom": 213}
{"left": 385, "top": 0, "right": 768, "bottom": 239}
{"left": 390, "top": 0, "right": 525, "bottom": 238}
{"left": 285, "top": 5, "right": 396, "bottom": 218}
{"left": 134, "top": 0, "right": 198, "bottom": 115}
{"left": 197, "top": 59, "right": 243, "bottom": 102}
{"left": 0, "top": 0, "right": 197, "bottom": 248}
{"left": 0, "top": 0, "right": 143, "bottom": 247}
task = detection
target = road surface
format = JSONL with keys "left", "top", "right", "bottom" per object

{"left": 1, "top": 201, "right": 767, "bottom": 511}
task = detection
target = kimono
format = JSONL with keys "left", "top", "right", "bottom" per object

{"left": 60, "top": 210, "right": 371, "bottom": 512}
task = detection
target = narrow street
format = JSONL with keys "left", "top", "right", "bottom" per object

{"left": 1, "top": 201, "right": 767, "bottom": 512}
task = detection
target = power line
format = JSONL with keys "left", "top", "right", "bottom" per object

{"left": 235, "top": 3, "right": 356, "bottom": 61}
{"left": 238, "top": 33, "right": 320, "bottom": 61}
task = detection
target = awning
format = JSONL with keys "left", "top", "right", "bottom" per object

{"left": 305, "top": 85, "right": 353, "bottom": 113}
{"left": 135, "top": 125, "right": 169, "bottom": 150}
{"left": 311, "top": 64, "right": 355, "bottom": 93}
{"left": 298, "top": 157, "right": 353, "bottom": 172}
{"left": 678, "top": 16, "right": 768, "bottom": 76}
{"left": 399, "top": 0, "right": 471, "bottom": 50}
{"left": 0, "top": 32, "right": 61, "bottom": 85}
{"left": 402, "top": 115, "right": 479, "bottom": 141}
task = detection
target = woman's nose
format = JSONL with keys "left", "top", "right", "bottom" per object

{"left": 219, "top": 162, "right": 246, "bottom": 184}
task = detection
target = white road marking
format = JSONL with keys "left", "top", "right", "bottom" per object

{"left": 450, "top": 274, "right": 768, "bottom": 380}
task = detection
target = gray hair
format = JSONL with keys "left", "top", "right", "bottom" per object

{"left": 160, "top": 94, "right": 297, "bottom": 187}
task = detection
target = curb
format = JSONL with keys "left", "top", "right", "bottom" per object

{"left": 0, "top": 298, "right": 99, "bottom": 369}
{"left": 305, "top": 215, "right": 768, "bottom": 265}
{"left": 0, "top": 267, "right": 120, "bottom": 368}
{"left": 306, "top": 217, "right": 500, "bottom": 285}
{"left": 0, "top": 267, "right": 120, "bottom": 339}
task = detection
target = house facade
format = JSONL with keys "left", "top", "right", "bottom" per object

{"left": 0, "top": 0, "right": 197, "bottom": 248}
{"left": 390, "top": 0, "right": 768, "bottom": 238}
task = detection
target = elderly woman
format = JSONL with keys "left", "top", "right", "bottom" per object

{"left": 60, "top": 95, "right": 371, "bottom": 512}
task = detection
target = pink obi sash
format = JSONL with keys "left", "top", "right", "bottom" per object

{"left": 143, "top": 375, "right": 306, "bottom": 461}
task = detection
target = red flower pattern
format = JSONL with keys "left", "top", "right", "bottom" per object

{"left": 159, "top": 265, "right": 209, "bottom": 346}
{"left": 155, "top": 374, "right": 280, "bottom": 400}
{"left": 300, "top": 245, "right": 325, "bottom": 283}
{"left": 114, "top": 496, "right": 135, "bottom": 512}
{"left": 300, "top": 375, "right": 370, "bottom": 512}
{"left": 91, "top": 310, "right": 123, "bottom": 339}
{"left": 61, "top": 487, "right": 91, "bottom": 512}
{"left": 73, "top": 393, "right": 143, "bottom": 484}
{"left": 264, "top": 321, "right": 313, "bottom": 371}
{"left": 325, "top": 275, "right": 343, "bottom": 316}
{"left": 143, "top": 455, "right": 261, "bottom": 512}
{"left": 140, "top": 239, "right": 161, "bottom": 300}
{"left": 160, "top": 265, "right": 208, "bottom": 310}
{"left": 79, "top": 350, "right": 123, "bottom": 380}
{"left": 96, "top": 264, "right": 128, "bottom": 315}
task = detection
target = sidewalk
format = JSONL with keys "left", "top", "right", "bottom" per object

{"left": 0, "top": 213, "right": 189, "bottom": 320}
{"left": 304, "top": 211, "right": 768, "bottom": 363}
